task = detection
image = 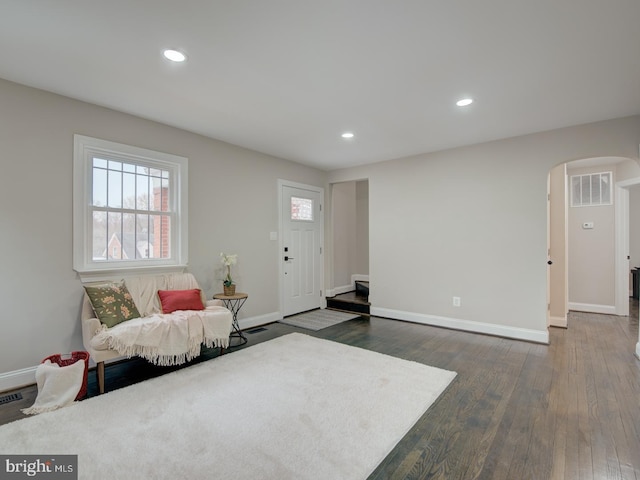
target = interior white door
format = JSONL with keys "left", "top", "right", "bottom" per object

{"left": 282, "top": 184, "right": 323, "bottom": 316}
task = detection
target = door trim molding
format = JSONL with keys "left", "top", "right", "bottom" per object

{"left": 278, "top": 180, "right": 325, "bottom": 317}
{"left": 615, "top": 178, "right": 640, "bottom": 316}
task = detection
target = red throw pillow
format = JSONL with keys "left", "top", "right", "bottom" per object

{"left": 158, "top": 289, "right": 205, "bottom": 314}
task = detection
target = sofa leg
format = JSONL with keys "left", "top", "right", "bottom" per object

{"left": 220, "top": 346, "right": 225, "bottom": 356}
{"left": 97, "top": 361, "right": 105, "bottom": 394}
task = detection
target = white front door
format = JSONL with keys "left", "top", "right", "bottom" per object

{"left": 280, "top": 182, "right": 323, "bottom": 316}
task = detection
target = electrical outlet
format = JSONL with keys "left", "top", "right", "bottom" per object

{"left": 453, "top": 296, "right": 461, "bottom": 307}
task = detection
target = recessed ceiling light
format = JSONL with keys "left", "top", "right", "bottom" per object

{"left": 163, "top": 49, "right": 187, "bottom": 62}
{"left": 341, "top": 132, "right": 354, "bottom": 139}
{"left": 456, "top": 98, "right": 473, "bottom": 107}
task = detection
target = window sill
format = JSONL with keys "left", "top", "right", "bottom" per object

{"left": 76, "top": 265, "right": 188, "bottom": 284}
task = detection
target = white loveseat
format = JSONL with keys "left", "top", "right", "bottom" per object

{"left": 81, "top": 272, "right": 232, "bottom": 394}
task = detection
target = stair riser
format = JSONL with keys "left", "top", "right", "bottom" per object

{"left": 355, "top": 281, "right": 370, "bottom": 299}
{"left": 326, "top": 299, "right": 370, "bottom": 315}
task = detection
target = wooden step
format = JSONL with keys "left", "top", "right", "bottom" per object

{"left": 326, "top": 291, "right": 370, "bottom": 315}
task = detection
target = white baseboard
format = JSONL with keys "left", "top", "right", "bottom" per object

{"left": 568, "top": 302, "right": 616, "bottom": 315}
{"left": 371, "top": 307, "right": 549, "bottom": 344}
{"left": 327, "top": 284, "right": 354, "bottom": 297}
{"left": 549, "top": 315, "right": 568, "bottom": 328}
{"left": 0, "top": 366, "right": 37, "bottom": 393}
{"left": 327, "top": 275, "right": 369, "bottom": 297}
{"left": 238, "top": 311, "right": 281, "bottom": 331}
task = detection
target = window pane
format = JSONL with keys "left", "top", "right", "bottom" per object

{"left": 291, "top": 197, "right": 313, "bottom": 221}
{"left": 136, "top": 214, "right": 151, "bottom": 259}
{"left": 108, "top": 160, "right": 122, "bottom": 171}
{"left": 92, "top": 168, "right": 107, "bottom": 207}
{"left": 107, "top": 212, "right": 122, "bottom": 259}
{"left": 580, "top": 176, "right": 590, "bottom": 205}
{"left": 122, "top": 213, "right": 136, "bottom": 260}
{"left": 122, "top": 162, "right": 136, "bottom": 173}
{"left": 150, "top": 168, "right": 162, "bottom": 178}
{"left": 136, "top": 174, "right": 149, "bottom": 210}
{"left": 162, "top": 179, "right": 170, "bottom": 212}
{"left": 571, "top": 176, "right": 581, "bottom": 206}
{"left": 93, "top": 157, "right": 107, "bottom": 169}
{"left": 108, "top": 170, "right": 122, "bottom": 208}
{"left": 601, "top": 173, "right": 611, "bottom": 204}
{"left": 92, "top": 211, "right": 107, "bottom": 260}
{"left": 150, "top": 214, "right": 171, "bottom": 258}
{"left": 150, "top": 177, "right": 161, "bottom": 211}
{"left": 590, "top": 174, "right": 601, "bottom": 204}
{"left": 160, "top": 216, "right": 171, "bottom": 258}
{"left": 149, "top": 177, "right": 170, "bottom": 212}
{"left": 122, "top": 172, "right": 136, "bottom": 209}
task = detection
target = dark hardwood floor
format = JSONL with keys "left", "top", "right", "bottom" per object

{"left": 1, "top": 306, "right": 639, "bottom": 479}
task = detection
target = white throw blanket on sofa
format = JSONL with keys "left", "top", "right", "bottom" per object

{"left": 91, "top": 306, "right": 231, "bottom": 366}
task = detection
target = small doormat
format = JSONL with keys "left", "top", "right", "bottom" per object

{"left": 279, "top": 309, "right": 360, "bottom": 331}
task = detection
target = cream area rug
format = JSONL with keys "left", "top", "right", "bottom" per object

{"left": 0, "top": 333, "right": 456, "bottom": 480}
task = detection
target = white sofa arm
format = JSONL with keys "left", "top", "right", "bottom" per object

{"left": 206, "top": 299, "right": 224, "bottom": 307}
{"left": 81, "top": 317, "right": 102, "bottom": 349}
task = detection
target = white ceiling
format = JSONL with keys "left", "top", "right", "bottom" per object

{"left": 2, "top": 1, "right": 639, "bottom": 171}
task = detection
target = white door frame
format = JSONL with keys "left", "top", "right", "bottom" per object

{"left": 278, "top": 179, "right": 325, "bottom": 317}
{"left": 625, "top": 179, "right": 640, "bottom": 358}
{"left": 615, "top": 178, "right": 640, "bottom": 316}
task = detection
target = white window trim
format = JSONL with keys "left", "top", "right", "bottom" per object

{"left": 73, "top": 135, "right": 188, "bottom": 281}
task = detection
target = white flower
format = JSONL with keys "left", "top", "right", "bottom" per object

{"left": 220, "top": 252, "right": 238, "bottom": 286}
{"left": 220, "top": 252, "right": 237, "bottom": 266}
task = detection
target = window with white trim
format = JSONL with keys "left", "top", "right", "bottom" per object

{"left": 73, "top": 135, "right": 188, "bottom": 276}
{"left": 570, "top": 172, "right": 612, "bottom": 207}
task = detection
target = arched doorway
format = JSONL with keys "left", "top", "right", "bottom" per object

{"left": 548, "top": 156, "right": 640, "bottom": 332}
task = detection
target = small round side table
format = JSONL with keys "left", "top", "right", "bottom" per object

{"left": 213, "top": 292, "right": 248, "bottom": 347}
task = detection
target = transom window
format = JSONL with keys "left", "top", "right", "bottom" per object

{"left": 570, "top": 172, "right": 612, "bottom": 207}
{"left": 73, "top": 135, "right": 188, "bottom": 277}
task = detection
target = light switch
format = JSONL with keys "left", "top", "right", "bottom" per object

{"left": 582, "top": 222, "right": 594, "bottom": 229}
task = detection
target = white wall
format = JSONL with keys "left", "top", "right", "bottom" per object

{"left": 329, "top": 116, "right": 640, "bottom": 343}
{"left": 0, "top": 78, "right": 326, "bottom": 386}
{"left": 355, "top": 180, "right": 369, "bottom": 276}
{"left": 331, "top": 182, "right": 357, "bottom": 290}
